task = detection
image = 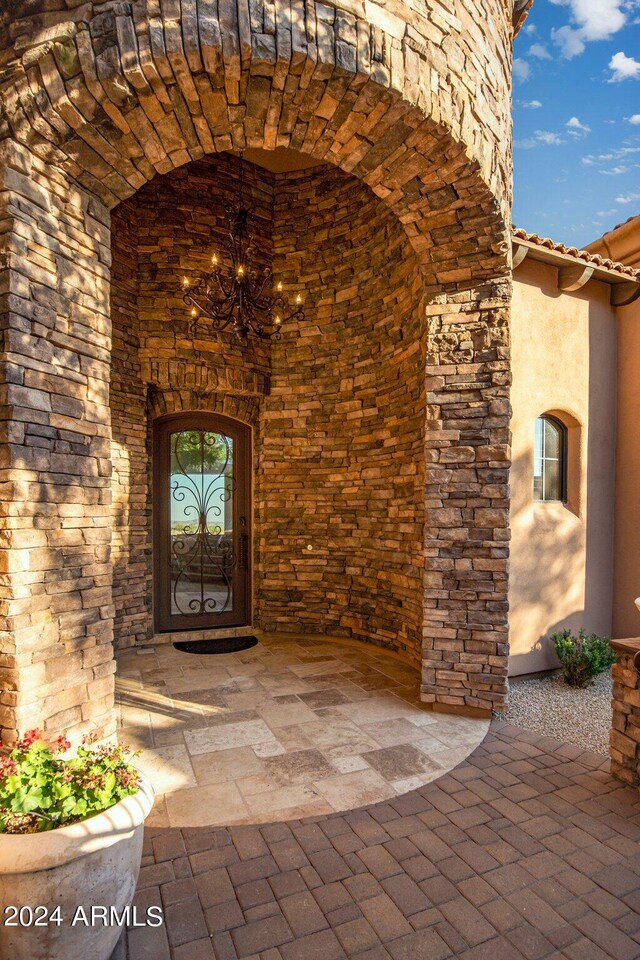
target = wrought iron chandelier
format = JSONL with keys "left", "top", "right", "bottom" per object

{"left": 181, "top": 154, "right": 305, "bottom": 341}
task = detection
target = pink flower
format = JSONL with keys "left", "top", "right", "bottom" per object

{"left": 17, "top": 729, "right": 43, "bottom": 750}
{"left": 53, "top": 736, "right": 71, "bottom": 753}
{"left": 0, "top": 757, "right": 17, "bottom": 779}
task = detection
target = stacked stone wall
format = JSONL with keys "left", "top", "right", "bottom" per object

{"left": 0, "top": 141, "right": 115, "bottom": 743}
{"left": 422, "top": 283, "right": 511, "bottom": 713}
{"left": 262, "top": 164, "right": 427, "bottom": 663}
{"left": 610, "top": 640, "right": 640, "bottom": 788}
{"left": 110, "top": 201, "right": 149, "bottom": 648}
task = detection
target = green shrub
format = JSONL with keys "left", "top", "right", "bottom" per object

{"left": 0, "top": 730, "right": 140, "bottom": 834}
{"left": 552, "top": 628, "right": 615, "bottom": 688}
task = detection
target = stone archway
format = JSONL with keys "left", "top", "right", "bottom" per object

{"left": 0, "top": 0, "right": 513, "bottom": 743}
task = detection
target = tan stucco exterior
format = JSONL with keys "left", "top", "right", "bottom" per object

{"left": 510, "top": 257, "right": 617, "bottom": 675}
{"left": 588, "top": 218, "right": 640, "bottom": 640}
{"left": 611, "top": 299, "right": 640, "bottom": 638}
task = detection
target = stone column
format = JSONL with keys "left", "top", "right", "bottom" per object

{"left": 421, "top": 280, "right": 512, "bottom": 717}
{"left": 0, "top": 141, "right": 115, "bottom": 744}
{"left": 610, "top": 638, "right": 640, "bottom": 787}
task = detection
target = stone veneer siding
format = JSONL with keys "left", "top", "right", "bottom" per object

{"left": 610, "top": 639, "right": 640, "bottom": 788}
{"left": 262, "top": 164, "right": 427, "bottom": 663}
{"left": 422, "top": 282, "right": 511, "bottom": 713}
{"left": 0, "top": 142, "right": 116, "bottom": 742}
{"left": 0, "top": 0, "right": 513, "bottom": 739}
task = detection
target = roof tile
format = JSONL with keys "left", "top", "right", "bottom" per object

{"left": 513, "top": 227, "right": 640, "bottom": 279}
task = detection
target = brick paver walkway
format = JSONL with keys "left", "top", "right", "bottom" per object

{"left": 114, "top": 721, "right": 640, "bottom": 960}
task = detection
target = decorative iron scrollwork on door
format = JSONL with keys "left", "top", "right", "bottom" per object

{"left": 169, "top": 429, "right": 237, "bottom": 617}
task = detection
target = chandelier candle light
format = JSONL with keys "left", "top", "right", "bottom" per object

{"left": 181, "top": 155, "right": 305, "bottom": 341}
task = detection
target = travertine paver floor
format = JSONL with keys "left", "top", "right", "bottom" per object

{"left": 115, "top": 634, "right": 488, "bottom": 826}
{"left": 113, "top": 722, "right": 640, "bottom": 960}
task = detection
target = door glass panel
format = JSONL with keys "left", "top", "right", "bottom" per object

{"left": 169, "top": 429, "right": 235, "bottom": 617}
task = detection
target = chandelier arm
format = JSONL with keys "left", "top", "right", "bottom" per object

{"left": 282, "top": 304, "right": 306, "bottom": 323}
{"left": 243, "top": 300, "right": 268, "bottom": 337}
{"left": 209, "top": 270, "right": 229, "bottom": 297}
{"left": 211, "top": 269, "right": 235, "bottom": 299}
{"left": 184, "top": 289, "right": 209, "bottom": 314}
{"left": 250, "top": 269, "right": 272, "bottom": 302}
{"left": 209, "top": 272, "right": 236, "bottom": 301}
{"left": 251, "top": 291, "right": 285, "bottom": 313}
{"left": 209, "top": 296, "right": 238, "bottom": 324}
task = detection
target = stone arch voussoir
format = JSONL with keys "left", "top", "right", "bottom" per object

{"left": 1, "top": 0, "right": 511, "bottom": 285}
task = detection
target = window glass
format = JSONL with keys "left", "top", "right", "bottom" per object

{"left": 533, "top": 416, "right": 565, "bottom": 502}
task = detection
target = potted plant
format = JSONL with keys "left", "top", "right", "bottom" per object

{"left": 0, "top": 730, "right": 155, "bottom": 960}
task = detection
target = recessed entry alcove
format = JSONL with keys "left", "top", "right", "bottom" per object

{"left": 110, "top": 149, "right": 428, "bottom": 668}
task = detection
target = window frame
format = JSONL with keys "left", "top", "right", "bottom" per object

{"left": 533, "top": 414, "right": 567, "bottom": 504}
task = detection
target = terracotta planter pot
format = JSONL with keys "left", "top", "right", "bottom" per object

{"left": 0, "top": 774, "right": 154, "bottom": 960}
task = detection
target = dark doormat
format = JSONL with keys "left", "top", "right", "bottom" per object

{"left": 173, "top": 635, "right": 258, "bottom": 655}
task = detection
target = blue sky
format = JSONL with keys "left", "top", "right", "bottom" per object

{"left": 513, "top": 0, "right": 640, "bottom": 248}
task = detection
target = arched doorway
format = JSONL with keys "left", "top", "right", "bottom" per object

{"left": 0, "top": 0, "right": 514, "bottom": 743}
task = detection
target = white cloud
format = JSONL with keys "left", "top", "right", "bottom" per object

{"left": 599, "top": 165, "right": 628, "bottom": 174}
{"left": 529, "top": 43, "right": 552, "bottom": 59}
{"left": 516, "top": 130, "right": 565, "bottom": 148}
{"left": 552, "top": 25, "right": 586, "bottom": 58}
{"left": 536, "top": 131, "right": 565, "bottom": 145}
{"left": 629, "top": 114, "right": 640, "bottom": 124}
{"left": 615, "top": 192, "right": 640, "bottom": 203}
{"left": 608, "top": 52, "right": 640, "bottom": 81}
{"left": 566, "top": 116, "right": 591, "bottom": 137}
{"left": 525, "top": 23, "right": 537, "bottom": 34}
{"left": 551, "top": 0, "right": 626, "bottom": 59}
{"left": 513, "top": 58, "right": 531, "bottom": 82}
{"left": 522, "top": 99, "right": 543, "bottom": 108}
{"left": 582, "top": 146, "right": 640, "bottom": 166}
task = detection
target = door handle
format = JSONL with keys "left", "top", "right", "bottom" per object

{"left": 239, "top": 533, "right": 249, "bottom": 569}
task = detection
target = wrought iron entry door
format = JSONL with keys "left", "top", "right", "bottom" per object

{"left": 154, "top": 413, "right": 251, "bottom": 632}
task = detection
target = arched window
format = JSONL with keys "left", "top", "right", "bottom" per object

{"left": 534, "top": 415, "right": 566, "bottom": 502}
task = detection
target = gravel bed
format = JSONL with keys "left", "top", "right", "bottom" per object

{"left": 499, "top": 669, "right": 612, "bottom": 755}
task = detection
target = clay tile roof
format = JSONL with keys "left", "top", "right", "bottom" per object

{"left": 513, "top": 227, "right": 640, "bottom": 279}
{"left": 513, "top": 0, "right": 534, "bottom": 37}
{"left": 612, "top": 212, "right": 640, "bottom": 232}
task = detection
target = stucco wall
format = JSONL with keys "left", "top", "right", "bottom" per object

{"left": 588, "top": 218, "right": 640, "bottom": 639}
{"left": 510, "top": 258, "right": 616, "bottom": 675}
{"left": 613, "top": 296, "right": 640, "bottom": 638}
